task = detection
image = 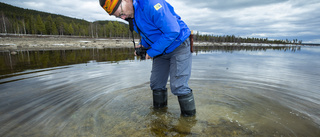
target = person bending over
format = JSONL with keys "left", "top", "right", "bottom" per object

{"left": 99, "top": 0, "right": 195, "bottom": 116}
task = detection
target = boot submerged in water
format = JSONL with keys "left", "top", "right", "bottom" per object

{"left": 178, "top": 92, "right": 196, "bottom": 117}
{"left": 153, "top": 89, "right": 168, "bottom": 109}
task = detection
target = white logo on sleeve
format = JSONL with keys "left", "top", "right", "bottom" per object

{"left": 154, "top": 3, "right": 162, "bottom": 11}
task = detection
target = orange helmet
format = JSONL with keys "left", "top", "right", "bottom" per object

{"left": 100, "top": 0, "right": 122, "bottom": 15}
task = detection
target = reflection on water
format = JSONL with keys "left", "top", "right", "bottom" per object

{"left": 0, "top": 48, "right": 135, "bottom": 76}
{"left": 194, "top": 45, "right": 301, "bottom": 53}
{"left": 0, "top": 46, "right": 301, "bottom": 76}
{"left": 1, "top": 45, "right": 320, "bottom": 136}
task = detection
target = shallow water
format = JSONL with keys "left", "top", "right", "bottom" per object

{"left": 0, "top": 46, "right": 320, "bottom": 136}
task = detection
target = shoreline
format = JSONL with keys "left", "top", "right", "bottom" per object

{"left": 0, "top": 36, "right": 136, "bottom": 51}
{"left": 0, "top": 36, "right": 312, "bottom": 51}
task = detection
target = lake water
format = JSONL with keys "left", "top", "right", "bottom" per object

{"left": 0, "top": 45, "right": 319, "bottom": 136}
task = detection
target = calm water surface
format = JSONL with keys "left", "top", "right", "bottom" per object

{"left": 0, "top": 46, "right": 319, "bottom": 136}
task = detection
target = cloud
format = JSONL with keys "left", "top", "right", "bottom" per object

{"left": 168, "top": 0, "right": 320, "bottom": 43}
{"left": 1, "top": 0, "right": 319, "bottom": 43}
{"left": 181, "top": 0, "right": 289, "bottom": 10}
{"left": 23, "top": 1, "right": 45, "bottom": 9}
{"left": 1, "top": 0, "right": 116, "bottom": 21}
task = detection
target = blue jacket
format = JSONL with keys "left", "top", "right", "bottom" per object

{"left": 133, "top": 0, "right": 191, "bottom": 57}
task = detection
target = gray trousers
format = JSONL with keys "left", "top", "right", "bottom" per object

{"left": 150, "top": 38, "right": 192, "bottom": 96}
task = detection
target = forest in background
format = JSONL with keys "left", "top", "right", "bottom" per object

{"left": 0, "top": 2, "right": 302, "bottom": 44}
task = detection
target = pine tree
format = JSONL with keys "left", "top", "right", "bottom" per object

{"left": 36, "top": 15, "right": 45, "bottom": 34}
{"left": 28, "top": 15, "right": 36, "bottom": 34}
{"left": 51, "top": 21, "right": 58, "bottom": 35}
{"left": 56, "top": 17, "right": 64, "bottom": 35}
{"left": 106, "top": 22, "right": 113, "bottom": 37}
{"left": 67, "top": 24, "right": 74, "bottom": 35}
{"left": 45, "top": 15, "right": 53, "bottom": 34}
{"left": 1, "top": 12, "right": 7, "bottom": 33}
{"left": 71, "top": 21, "right": 78, "bottom": 36}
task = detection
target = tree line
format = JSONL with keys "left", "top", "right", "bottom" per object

{"left": 0, "top": 2, "right": 136, "bottom": 39}
{"left": 0, "top": 12, "right": 135, "bottom": 38}
{"left": 0, "top": 2, "right": 302, "bottom": 44}
{"left": 194, "top": 32, "right": 303, "bottom": 44}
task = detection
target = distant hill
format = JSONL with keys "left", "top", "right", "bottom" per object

{"left": 0, "top": 2, "right": 132, "bottom": 38}
{"left": 0, "top": 2, "right": 82, "bottom": 23}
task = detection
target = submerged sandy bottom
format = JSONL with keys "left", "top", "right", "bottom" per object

{"left": 2, "top": 81, "right": 318, "bottom": 136}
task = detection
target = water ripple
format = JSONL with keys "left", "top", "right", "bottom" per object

{"left": 1, "top": 47, "right": 320, "bottom": 136}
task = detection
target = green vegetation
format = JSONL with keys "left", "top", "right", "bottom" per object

{"left": 0, "top": 2, "right": 302, "bottom": 44}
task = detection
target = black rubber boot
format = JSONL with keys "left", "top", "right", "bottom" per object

{"left": 153, "top": 89, "right": 168, "bottom": 109}
{"left": 178, "top": 92, "right": 196, "bottom": 117}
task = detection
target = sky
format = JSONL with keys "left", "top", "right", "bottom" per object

{"left": 1, "top": 0, "right": 319, "bottom": 43}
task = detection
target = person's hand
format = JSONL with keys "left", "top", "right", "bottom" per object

{"left": 145, "top": 53, "right": 152, "bottom": 60}
{"left": 135, "top": 44, "right": 142, "bottom": 48}
{"left": 134, "top": 44, "right": 151, "bottom": 59}
{"left": 134, "top": 44, "right": 142, "bottom": 56}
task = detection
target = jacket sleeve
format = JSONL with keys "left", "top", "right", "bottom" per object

{"left": 140, "top": 38, "right": 148, "bottom": 48}
{"left": 145, "top": 1, "right": 180, "bottom": 57}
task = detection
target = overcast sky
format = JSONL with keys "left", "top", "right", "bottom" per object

{"left": 1, "top": 0, "right": 319, "bottom": 43}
